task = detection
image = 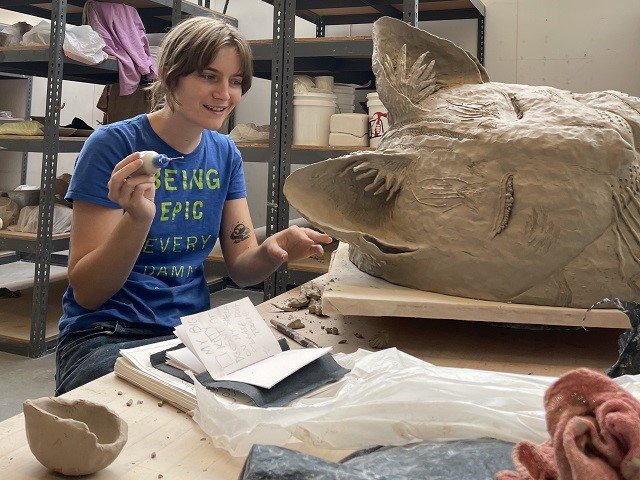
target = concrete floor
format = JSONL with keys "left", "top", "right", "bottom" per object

{"left": 0, "top": 288, "right": 263, "bottom": 422}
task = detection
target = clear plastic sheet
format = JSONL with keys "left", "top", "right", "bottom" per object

{"left": 0, "top": 197, "right": 20, "bottom": 228}
{"left": 194, "top": 348, "right": 640, "bottom": 457}
{"left": 22, "top": 20, "right": 107, "bottom": 65}
{"left": 7, "top": 204, "right": 72, "bottom": 234}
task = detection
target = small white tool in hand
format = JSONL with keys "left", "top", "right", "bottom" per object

{"left": 137, "top": 151, "right": 183, "bottom": 175}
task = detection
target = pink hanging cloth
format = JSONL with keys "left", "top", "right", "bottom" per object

{"left": 496, "top": 368, "right": 640, "bottom": 480}
{"left": 84, "top": 0, "right": 157, "bottom": 96}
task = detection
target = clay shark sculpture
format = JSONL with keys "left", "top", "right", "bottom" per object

{"left": 284, "top": 16, "right": 640, "bottom": 308}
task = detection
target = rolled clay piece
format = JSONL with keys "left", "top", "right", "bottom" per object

{"left": 23, "top": 396, "right": 128, "bottom": 476}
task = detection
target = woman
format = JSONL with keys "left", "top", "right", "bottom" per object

{"left": 56, "top": 17, "right": 331, "bottom": 395}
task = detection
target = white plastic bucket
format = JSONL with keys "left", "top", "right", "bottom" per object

{"left": 293, "top": 92, "right": 337, "bottom": 146}
{"left": 367, "top": 92, "right": 388, "bottom": 148}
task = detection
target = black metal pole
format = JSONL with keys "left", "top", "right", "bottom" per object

{"left": 477, "top": 15, "right": 485, "bottom": 65}
{"left": 403, "top": 0, "right": 419, "bottom": 26}
{"left": 264, "top": 0, "right": 296, "bottom": 300}
{"left": 30, "top": 0, "right": 67, "bottom": 357}
{"left": 172, "top": 0, "right": 182, "bottom": 27}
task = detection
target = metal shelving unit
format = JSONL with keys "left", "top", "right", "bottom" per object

{"left": 0, "top": 0, "right": 236, "bottom": 357}
{"left": 2, "top": 0, "right": 236, "bottom": 32}
{"left": 255, "top": 0, "right": 486, "bottom": 300}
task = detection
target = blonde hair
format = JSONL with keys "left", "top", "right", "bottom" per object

{"left": 149, "top": 17, "right": 253, "bottom": 111}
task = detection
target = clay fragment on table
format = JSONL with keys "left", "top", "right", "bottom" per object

{"left": 287, "top": 319, "right": 305, "bottom": 329}
{"left": 273, "top": 281, "right": 327, "bottom": 313}
{"left": 308, "top": 297, "right": 328, "bottom": 316}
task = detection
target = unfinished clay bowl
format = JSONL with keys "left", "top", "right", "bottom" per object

{"left": 23, "top": 396, "right": 128, "bottom": 476}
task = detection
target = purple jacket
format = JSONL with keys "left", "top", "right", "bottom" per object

{"left": 85, "top": 0, "right": 157, "bottom": 95}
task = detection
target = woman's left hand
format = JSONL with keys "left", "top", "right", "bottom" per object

{"left": 262, "top": 225, "right": 333, "bottom": 264}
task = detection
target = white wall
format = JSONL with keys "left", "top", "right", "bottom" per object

{"left": 483, "top": 0, "right": 640, "bottom": 95}
{"left": 2, "top": 1, "right": 639, "bottom": 223}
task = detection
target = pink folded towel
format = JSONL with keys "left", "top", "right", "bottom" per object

{"left": 496, "top": 368, "right": 640, "bottom": 480}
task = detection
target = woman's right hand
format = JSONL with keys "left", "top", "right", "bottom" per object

{"left": 107, "top": 152, "right": 156, "bottom": 222}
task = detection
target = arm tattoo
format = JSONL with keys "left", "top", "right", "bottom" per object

{"left": 230, "top": 223, "right": 251, "bottom": 244}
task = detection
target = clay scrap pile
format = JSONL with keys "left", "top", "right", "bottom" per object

{"left": 273, "top": 280, "right": 328, "bottom": 316}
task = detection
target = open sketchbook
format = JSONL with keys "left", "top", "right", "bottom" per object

{"left": 171, "top": 297, "right": 332, "bottom": 389}
{"left": 115, "top": 298, "right": 333, "bottom": 409}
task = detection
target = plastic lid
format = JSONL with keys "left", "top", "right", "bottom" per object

{"left": 152, "top": 154, "right": 171, "bottom": 169}
{"left": 293, "top": 91, "right": 337, "bottom": 99}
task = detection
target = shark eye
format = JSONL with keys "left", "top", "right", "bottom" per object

{"left": 490, "top": 174, "right": 515, "bottom": 238}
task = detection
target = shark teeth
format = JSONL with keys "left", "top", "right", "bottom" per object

{"left": 352, "top": 162, "right": 403, "bottom": 202}
{"left": 382, "top": 44, "right": 441, "bottom": 104}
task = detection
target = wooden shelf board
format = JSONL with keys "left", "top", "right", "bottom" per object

{"left": 235, "top": 142, "right": 375, "bottom": 152}
{"left": 4, "top": 1, "right": 237, "bottom": 23}
{"left": 0, "top": 230, "right": 70, "bottom": 242}
{"left": 300, "top": 1, "right": 480, "bottom": 15}
{"left": 249, "top": 35, "right": 371, "bottom": 45}
{"left": 0, "top": 261, "right": 67, "bottom": 291}
{"left": 256, "top": 275, "right": 621, "bottom": 377}
{"left": 322, "top": 243, "right": 630, "bottom": 329}
{"left": 0, "top": 134, "right": 85, "bottom": 141}
{"left": 312, "top": 7, "right": 377, "bottom": 16}
{"left": 0, "top": 280, "right": 65, "bottom": 343}
{"left": 207, "top": 241, "right": 337, "bottom": 274}
{"left": 293, "top": 145, "right": 375, "bottom": 152}
{"left": 235, "top": 142, "right": 268, "bottom": 148}
{"left": 0, "top": 45, "right": 116, "bottom": 61}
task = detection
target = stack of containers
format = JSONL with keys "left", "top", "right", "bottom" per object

{"left": 333, "top": 83, "right": 356, "bottom": 113}
{"left": 293, "top": 90, "right": 338, "bottom": 146}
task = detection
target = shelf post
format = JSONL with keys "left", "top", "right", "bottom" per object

{"left": 477, "top": 15, "right": 485, "bottom": 65}
{"left": 264, "top": 0, "right": 296, "bottom": 300}
{"left": 316, "top": 20, "right": 325, "bottom": 38}
{"left": 172, "top": 0, "right": 182, "bottom": 26}
{"left": 30, "top": 0, "right": 67, "bottom": 358}
{"left": 21, "top": 76, "right": 33, "bottom": 185}
{"left": 403, "top": 0, "right": 419, "bottom": 27}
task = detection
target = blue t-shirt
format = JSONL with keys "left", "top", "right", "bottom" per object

{"left": 59, "top": 114, "right": 246, "bottom": 339}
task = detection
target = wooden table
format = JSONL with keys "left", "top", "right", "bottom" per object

{"left": 260, "top": 275, "right": 623, "bottom": 377}
{"left": 0, "top": 373, "right": 350, "bottom": 479}
{"left": 0, "top": 277, "right": 625, "bottom": 478}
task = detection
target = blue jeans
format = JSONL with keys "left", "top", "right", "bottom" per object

{"left": 55, "top": 320, "right": 175, "bottom": 396}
